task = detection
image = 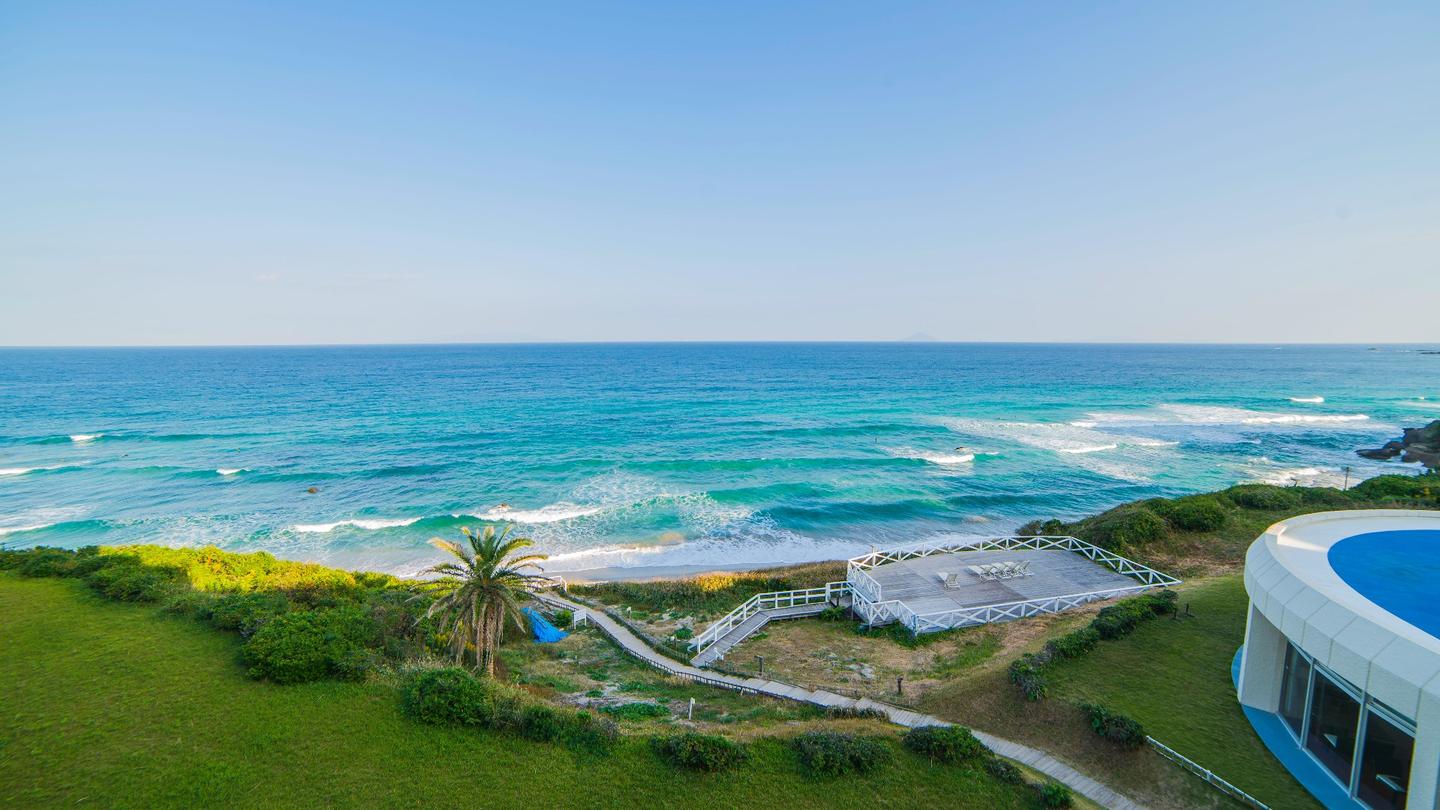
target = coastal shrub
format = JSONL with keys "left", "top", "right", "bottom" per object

{"left": 401, "top": 667, "right": 496, "bottom": 726}
{"left": 1044, "top": 627, "right": 1100, "bottom": 660}
{"left": 1165, "top": 495, "right": 1228, "bottom": 532}
{"left": 984, "top": 756, "right": 1023, "bottom": 784}
{"left": 1351, "top": 474, "right": 1439, "bottom": 503}
{"left": 365, "top": 589, "right": 434, "bottom": 659}
{"left": 242, "top": 605, "right": 376, "bottom": 684}
{"left": 901, "top": 725, "right": 986, "bottom": 764}
{"left": 824, "top": 706, "right": 889, "bottom": 721}
{"left": 1077, "top": 506, "right": 1168, "bottom": 550}
{"left": 206, "top": 591, "right": 293, "bottom": 637}
{"left": 1038, "top": 781, "right": 1073, "bottom": 808}
{"left": 599, "top": 702, "right": 669, "bottom": 721}
{"left": 520, "top": 703, "right": 565, "bottom": 742}
{"left": 1225, "top": 484, "right": 1302, "bottom": 510}
{"left": 551, "top": 609, "right": 574, "bottom": 627}
{"left": 791, "top": 732, "right": 892, "bottom": 777}
{"left": 85, "top": 558, "right": 179, "bottom": 602}
{"left": 100, "top": 544, "right": 363, "bottom": 598}
{"left": 651, "top": 732, "right": 749, "bottom": 772}
{"left": 6, "top": 546, "right": 83, "bottom": 578}
{"left": 1008, "top": 654, "right": 1048, "bottom": 701}
{"left": 1018, "top": 518, "right": 1067, "bottom": 537}
{"left": 1301, "top": 486, "right": 1356, "bottom": 506}
{"left": 818, "top": 605, "right": 849, "bottom": 622}
{"left": 1079, "top": 703, "right": 1146, "bottom": 749}
{"left": 1091, "top": 603, "right": 1142, "bottom": 640}
{"left": 671, "top": 626, "right": 693, "bottom": 641}
{"left": 564, "top": 710, "right": 620, "bottom": 752}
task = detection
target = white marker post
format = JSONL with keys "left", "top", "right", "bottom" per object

{"left": 688, "top": 698, "right": 695, "bottom": 720}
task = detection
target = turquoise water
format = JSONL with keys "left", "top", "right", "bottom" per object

{"left": 1329, "top": 529, "right": 1440, "bottom": 639}
{"left": 0, "top": 344, "right": 1434, "bottom": 575}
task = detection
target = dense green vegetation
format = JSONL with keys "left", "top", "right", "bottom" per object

{"left": 0, "top": 573, "right": 1061, "bottom": 808}
{"left": 1019, "top": 474, "right": 1439, "bottom": 568}
{"left": 570, "top": 561, "right": 845, "bottom": 618}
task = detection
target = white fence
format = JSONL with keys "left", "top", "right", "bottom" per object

{"left": 689, "top": 582, "right": 850, "bottom": 658}
{"left": 847, "top": 535, "right": 1180, "bottom": 635}
{"left": 1147, "top": 736, "right": 1271, "bottom": 810}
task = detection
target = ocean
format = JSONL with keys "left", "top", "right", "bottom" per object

{"left": 1, "top": 343, "right": 1435, "bottom": 576}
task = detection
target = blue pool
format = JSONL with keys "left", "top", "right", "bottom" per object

{"left": 1329, "top": 529, "right": 1440, "bottom": 640}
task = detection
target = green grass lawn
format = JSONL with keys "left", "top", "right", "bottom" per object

{"left": 0, "top": 574, "right": 1039, "bottom": 809}
{"left": 1044, "top": 576, "right": 1318, "bottom": 810}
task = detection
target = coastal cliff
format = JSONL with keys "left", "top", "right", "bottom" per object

{"left": 1358, "top": 420, "right": 1440, "bottom": 472}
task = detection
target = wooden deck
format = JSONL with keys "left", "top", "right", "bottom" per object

{"left": 866, "top": 548, "right": 1139, "bottom": 615}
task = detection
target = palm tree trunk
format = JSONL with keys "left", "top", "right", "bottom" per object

{"left": 471, "top": 595, "right": 481, "bottom": 671}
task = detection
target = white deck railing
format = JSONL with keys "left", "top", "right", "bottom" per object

{"left": 689, "top": 581, "right": 850, "bottom": 657}
{"left": 846, "top": 535, "right": 1181, "bottom": 635}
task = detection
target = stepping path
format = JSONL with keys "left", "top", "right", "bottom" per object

{"left": 536, "top": 592, "right": 1149, "bottom": 810}
{"left": 691, "top": 602, "right": 830, "bottom": 666}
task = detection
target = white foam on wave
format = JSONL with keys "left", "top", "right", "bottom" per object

{"left": 1249, "top": 466, "right": 1345, "bottom": 488}
{"left": 0, "top": 523, "right": 55, "bottom": 536}
{"left": 885, "top": 447, "right": 978, "bottom": 465}
{"left": 70, "top": 433, "right": 102, "bottom": 443}
{"left": 1082, "top": 403, "right": 1376, "bottom": 429}
{"left": 1289, "top": 396, "right": 1325, "bottom": 404}
{"left": 292, "top": 517, "right": 422, "bottom": 533}
{"left": 216, "top": 468, "right": 249, "bottom": 476}
{"left": 1055, "top": 443, "right": 1117, "bottom": 454}
{"left": 0, "top": 467, "right": 37, "bottom": 477}
{"left": 459, "top": 503, "right": 604, "bottom": 524}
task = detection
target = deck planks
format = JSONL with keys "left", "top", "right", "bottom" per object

{"left": 865, "top": 548, "right": 1139, "bottom": 615}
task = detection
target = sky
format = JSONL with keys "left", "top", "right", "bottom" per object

{"left": 1, "top": 1, "right": 1437, "bottom": 345}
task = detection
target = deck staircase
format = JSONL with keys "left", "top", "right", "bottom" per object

{"left": 688, "top": 582, "right": 851, "bottom": 666}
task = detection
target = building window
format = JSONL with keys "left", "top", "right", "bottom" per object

{"left": 1357, "top": 709, "right": 1414, "bottom": 810}
{"left": 1279, "top": 643, "right": 1311, "bottom": 736}
{"left": 1305, "top": 669, "right": 1361, "bottom": 786}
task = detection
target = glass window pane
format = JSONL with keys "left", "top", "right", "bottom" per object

{"left": 1279, "top": 643, "right": 1311, "bottom": 736}
{"left": 1357, "top": 710, "right": 1414, "bottom": 810}
{"left": 1305, "top": 671, "right": 1361, "bottom": 786}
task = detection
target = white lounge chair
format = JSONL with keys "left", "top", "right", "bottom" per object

{"left": 936, "top": 571, "right": 962, "bottom": 589}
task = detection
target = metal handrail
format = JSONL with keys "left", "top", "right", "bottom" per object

{"left": 1147, "top": 736, "right": 1271, "bottom": 809}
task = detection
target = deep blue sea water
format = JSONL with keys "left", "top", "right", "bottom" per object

{"left": 1, "top": 344, "right": 1435, "bottom": 575}
{"left": 1330, "top": 529, "right": 1440, "bottom": 639}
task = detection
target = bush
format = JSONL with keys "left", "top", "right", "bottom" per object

{"left": 984, "top": 755, "right": 1023, "bottom": 784}
{"left": 818, "top": 605, "right": 849, "bottom": 622}
{"left": 205, "top": 592, "right": 292, "bottom": 637}
{"left": 1008, "top": 654, "right": 1048, "bottom": 701}
{"left": 1045, "top": 628, "right": 1100, "bottom": 660}
{"left": 599, "top": 702, "right": 669, "bottom": 721}
{"left": 902, "top": 725, "right": 987, "bottom": 764}
{"left": 1165, "top": 496, "right": 1228, "bottom": 532}
{"left": 824, "top": 706, "right": 889, "bottom": 721}
{"left": 84, "top": 559, "right": 178, "bottom": 602}
{"left": 1350, "top": 474, "right": 1439, "bottom": 503}
{"left": 520, "top": 703, "right": 565, "bottom": 742}
{"left": 671, "top": 626, "right": 693, "bottom": 641}
{"left": 651, "top": 732, "right": 749, "bottom": 772}
{"left": 791, "top": 732, "right": 893, "bottom": 777}
{"left": 10, "top": 547, "right": 81, "bottom": 578}
{"left": 1224, "top": 484, "right": 1302, "bottom": 510}
{"left": 401, "top": 667, "right": 496, "bottom": 725}
{"left": 552, "top": 609, "right": 574, "bottom": 627}
{"left": 1078, "top": 506, "right": 1168, "bottom": 550}
{"left": 1079, "top": 703, "right": 1146, "bottom": 749}
{"left": 1038, "top": 781, "right": 1073, "bottom": 808}
{"left": 242, "top": 606, "right": 376, "bottom": 684}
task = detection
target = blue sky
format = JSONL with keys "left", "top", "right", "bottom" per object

{"left": 1, "top": 1, "right": 1437, "bottom": 344}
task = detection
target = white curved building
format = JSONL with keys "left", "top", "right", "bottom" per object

{"left": 1239, "top": 510, "right": 1440, "bottom": 810}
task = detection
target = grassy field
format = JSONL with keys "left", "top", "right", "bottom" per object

{"left": 0, "top": 573, "right": 1046, "bottom": 809}
{"left": 1044, "top": 576, "right": 1317, "bottom": 810}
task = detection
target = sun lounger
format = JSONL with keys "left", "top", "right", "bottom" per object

{"left": 936, "top": 571, "right": 963, "bottom": 589}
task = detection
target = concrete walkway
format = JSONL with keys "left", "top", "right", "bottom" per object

{"left": 536, "top": 592, "right": 1149, "bottom": 810}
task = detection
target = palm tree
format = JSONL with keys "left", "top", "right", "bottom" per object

{"left": 420, "top": 525, "right": 549, "bottom": 676}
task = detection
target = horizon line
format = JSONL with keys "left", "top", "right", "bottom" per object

{"left": 1, "top": 340, "right": 1436, "bottom": 350}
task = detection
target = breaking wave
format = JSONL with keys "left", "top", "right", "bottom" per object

{"left": 1289, "top": 396, "right": 1325, "bottom": 404}
{"left": 292, "top": 517, "right": 423, "bottom": 533}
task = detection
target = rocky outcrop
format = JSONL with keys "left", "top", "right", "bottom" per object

{"left": 1359, "top": 420, "right": 1440, "bottom": 472}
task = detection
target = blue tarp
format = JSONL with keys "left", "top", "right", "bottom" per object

{"left": 522, "top": 607, "right": 569, "bottom": 643}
